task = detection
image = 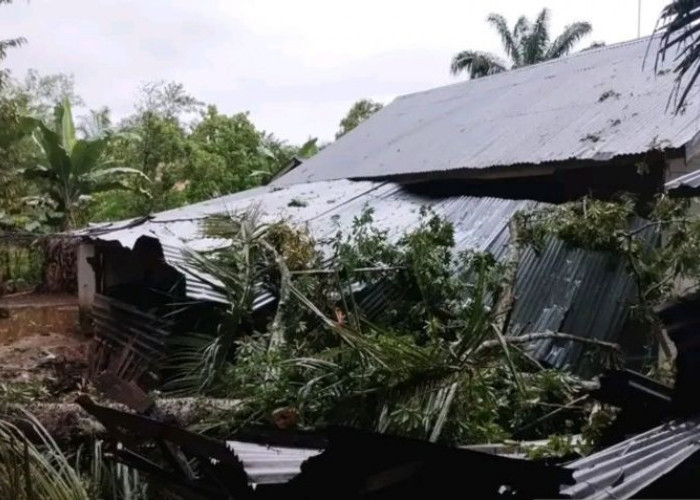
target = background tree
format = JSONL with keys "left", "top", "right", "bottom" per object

{"left": 23, "top": 98, "right": 149, "bottom": 230}
{"left": 5, "top": 70, "right": 84, "bottom": 121}
{"left": 336, "top": 99, "right": 383, "bottom": 139}
{"left": 451, "top": 8, "right": 592, "bottom": 78}
{"left": 90, "top": 81, "right": 320, "bottom": 222}
{"left": 183, "top": 106, "right": 280, "bottom": 202}
{"left": 0, "top": 8, "right": 36, "bottom": 230}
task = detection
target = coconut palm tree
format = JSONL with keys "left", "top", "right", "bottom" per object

{"left": 22, "top": 98, "right": 149, "bottom": 230}
{"left": 451, "top": 8, "right": 592, "bottom": 78}
{"left": 655, "top": 1, "right": 700, "bottom": 110}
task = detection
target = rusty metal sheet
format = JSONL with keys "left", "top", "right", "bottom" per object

{"left": 91, "top": 293, "right": 173, "bottom": 362}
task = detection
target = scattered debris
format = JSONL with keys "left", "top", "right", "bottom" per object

{"left": 581, "top": 133, "right": 601, "bottom": 143}
{"left": 79, "top": 397, "right": 573, "bottom": 499}
{"left": 598, "top": 89, "right": 621, "bottom": 102}
{"left": 287, "top": 197, "right": 308, "bottom": 207}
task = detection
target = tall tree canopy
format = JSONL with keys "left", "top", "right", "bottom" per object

{"left": 336, "top": 99, "right": 383, "bottom": 139}
{"left": 451, "top": 8, "right": 592, "bottom": 79}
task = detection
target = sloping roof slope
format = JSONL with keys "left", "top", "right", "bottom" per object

{"left": 81, "top": 179, "right": 640, "bottom": 371}
{"left": 277, "top": 36, "right": 700, "bottom": 186}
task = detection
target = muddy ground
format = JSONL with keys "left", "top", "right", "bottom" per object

{"left": 0, "top": 293, "right": 89, "bottom": 402}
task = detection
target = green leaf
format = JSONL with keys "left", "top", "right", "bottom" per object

{"left": 29, "top": 122, "right": 71, "bottom": 183}
{"left": 70, "top": 138, "right": 109, "bottom": 176}
{"left": 54, "top": 97, "right": 77, "bottom": 153}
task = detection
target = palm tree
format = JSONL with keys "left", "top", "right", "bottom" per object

{"left": 22, "top": 98, "right": 149, "bottom": 230}
{"left": 451, "top": 8, "right": 592, "bottom": 78}
{"left": 655, "top": 1, "right": 700, "bottom": 110}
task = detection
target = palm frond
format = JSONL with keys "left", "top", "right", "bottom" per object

{"left": 0, "top": 411, "right": 89, "bottom": 500}
{"left": 546, "top": 22, "right": 593, "bottom": 59}
{"left": 166, "top": 210, "right": 275, "bottom": 394}
{"left": 0, "top": 36, "right": 25, "bottom": 60}
{"left": 511, "top": 16, "right": 530, "bottom": 66}
{"left": 655, "top": 0, "right": 700, "bottom": 110}
{"left": 487, "top": 13, "right": 520, "bottom": 65}
{"left": 450, "top": 50, "right": 507, "bottom": 78}
{"left": 521, "top": 8, "right": 551, "bottom": 65}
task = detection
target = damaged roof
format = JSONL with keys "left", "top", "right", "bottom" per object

{"left": 276, "top": 36, "right": 700, "bottom": 186}
{"left": 665, "top": 168, "right": 700, "bottom": 196}
{"left": 81, "top": 179, "right": 641, "bottom": 372}
{"left": 562, "top": 418, "right": 700, "bottom": 499}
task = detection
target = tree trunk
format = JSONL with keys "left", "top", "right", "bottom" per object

{"left": 39, "top": 237, "right": 78, "bottom": 293}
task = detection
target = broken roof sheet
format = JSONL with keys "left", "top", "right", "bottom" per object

{"left": 562, "top": 418, "right": 700, "bottom": 499}
{"left": 277, "top": 36, "right": 700, "bottom": 186}
{"left": 666, "top": 168, "right": 700, "bottom": 196}
{"left": 226, "top": 440, "right": 321, "bottom": 485}
{"left": 81, "top": 179, "right": 640, "bottom": 371}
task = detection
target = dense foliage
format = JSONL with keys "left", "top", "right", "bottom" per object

{"left": 168, "top": 209, "right": 603, "bottom": 445}
{"left": 0, "top": 73, "right": 335, "bottom": 234}
{"left": 0, "top": 68, "right": 332, "bottom": 284}
{"left": 515, "top": 195, "right": 700, "bottom": 359}
{"left": 0, "top": 412, "right": 146, "bottom": 500}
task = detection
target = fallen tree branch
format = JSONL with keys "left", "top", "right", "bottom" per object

{"left": 475, "top": 332, "right": 621, "bottom": 356}
{"left": 290, "top": 265, "right": 404, "bottom": 275}
{"left": 492, "top": 218, "right": 523, "bottom": 334}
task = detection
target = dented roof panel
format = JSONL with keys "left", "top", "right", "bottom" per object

{"left": 276, "top": 36, "right": 700, "bottom": 185}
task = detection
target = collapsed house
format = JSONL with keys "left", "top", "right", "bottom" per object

{"left": 77, "top": 36, "right": 700, "bottom": 377}
{"left": 71, "top": 35, "right": 700, "bottom": 499}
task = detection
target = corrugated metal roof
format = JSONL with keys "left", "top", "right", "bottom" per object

{"left": 562, "top": 418, "right": 700, "bottom": 499}
{"left": 276, "top": 36, "right": 700, "bottom": 186}
{"left": 226, "top": 440, "right": 321, "bottom": 485}
{"left": 81, "top": 179, "right": 642, "bottom": 371}
{"left": 666, "top": 168, "right": 700, "bottom": 194}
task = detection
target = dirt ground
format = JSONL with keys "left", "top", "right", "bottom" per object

{"left": 0, "top": 293, "right": 90, "bottom": 399}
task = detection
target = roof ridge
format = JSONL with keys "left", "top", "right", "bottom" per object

{"left": 398, "top": 34, "right": 658, "bottom": 101}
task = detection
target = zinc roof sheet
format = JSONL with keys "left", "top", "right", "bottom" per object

{"left": 277, "top": 36, "right": 700, "bottom": 186}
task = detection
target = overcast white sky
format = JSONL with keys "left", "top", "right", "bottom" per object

{"left": 1, "top": 0, "right": 669, "bottom": 143}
